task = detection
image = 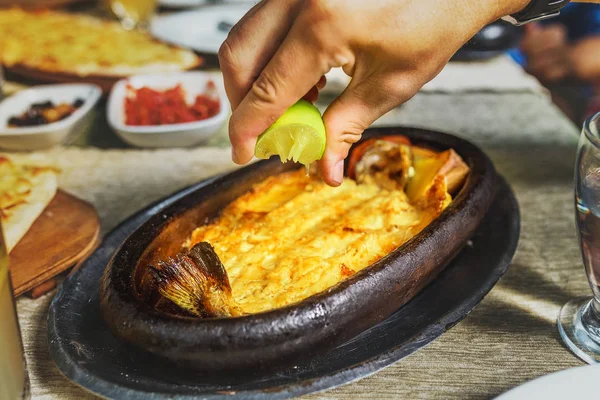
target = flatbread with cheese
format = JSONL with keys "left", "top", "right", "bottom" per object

{"left": 0, "top": 156, "right": 58, "bottom": 252}
{"left": 0, "top": 8, "right": 201, "bottom": 77}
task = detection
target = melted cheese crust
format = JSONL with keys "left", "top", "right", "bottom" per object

{"left": 189, "top": 169, "right": 449, "bottom": 314}
{"left": 0, "top": 8, "right": 200, "bottom": 76}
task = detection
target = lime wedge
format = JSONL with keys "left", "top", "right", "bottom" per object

{"left": 254, "top": 100, "right": 326, "bottom": 165}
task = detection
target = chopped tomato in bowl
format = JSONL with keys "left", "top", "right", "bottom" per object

{"left": 107, "top": 72, "right": 228, "bottom": 148}
{"left": 124, "top": 83, "right": 220, "bottom": 126}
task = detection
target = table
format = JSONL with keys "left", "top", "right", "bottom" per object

{"left": 14, "top": 90, "right": 588, "bottom": 399}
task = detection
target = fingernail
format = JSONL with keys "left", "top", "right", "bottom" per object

{"left": 332, "top": 160, "right": 344, "bottom": 185}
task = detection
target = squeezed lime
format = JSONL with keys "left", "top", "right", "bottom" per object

{"left": 254, "top": 100, "right": 326, "bottom": 166}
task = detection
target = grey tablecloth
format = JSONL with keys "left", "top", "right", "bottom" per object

{"left": 15, "top": 91, "right": 588, "bottom": 399}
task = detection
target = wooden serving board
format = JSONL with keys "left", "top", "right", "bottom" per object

{"left": 0, "top": 0, "right": 94, "bottom": 9}
{"left": 6, "top": 59, "right": 205, "bottom": 95}
{"left": 6, "top": 65, "right": 123, "bottom": 94}
{"left": 9, "top": 190, "right": 100, "bottom": 297}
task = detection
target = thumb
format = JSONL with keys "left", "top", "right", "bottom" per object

{"left": 318, "top": 76, "right": 416, "bottom": 186}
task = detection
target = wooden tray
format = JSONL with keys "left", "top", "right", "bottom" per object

{"left": 6, "top": 58, "right": 204, "bottom": 94}
{"left": 10, "top": 190, "right": 100, "bottom": 297}
{"left": 0, "top": 0, "right": 93, "bottom": 9}
{"left": 6, "top": 65, "right": 123, "bottom": 94}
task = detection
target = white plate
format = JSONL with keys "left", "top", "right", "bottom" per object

{"left": 0, "top": 84, "right": 101, "bottom": 151}
{"left": 495, "top": 364, "right": 600, "bottom": 400}
{"left": 151, "top": 4, "right": 254, "bottom": 54}
{"left": 107, "top": 71, "right": 228, "bottom": 148}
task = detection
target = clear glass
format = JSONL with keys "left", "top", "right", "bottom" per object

{"left": 0, "top": 64, "right": 5, "bottom": 101}
{"left": 0, "top": 220, "right": 30, "bottom": 398}
{"left": 103, "top": 0, "right": 157, "bottom": 31}
{"left": 559, "top": 111, "right": 600, "bottom": 363}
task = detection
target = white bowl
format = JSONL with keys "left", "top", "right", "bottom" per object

{"left": 0, "top": 84, "right": 101, "bottom": 151}
{"left": 107, "top": 72, "right": 229, "bottom": 148}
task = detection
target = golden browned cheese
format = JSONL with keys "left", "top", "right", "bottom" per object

{"left": 0, "top": 8, "right": 200, "bottom": 76}
{"left": 188, "top": 169, "right": 450, "bottom": 314}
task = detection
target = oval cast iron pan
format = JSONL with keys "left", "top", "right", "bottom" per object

{"left": 99, "top": 126, "right": 496, "bottom": 371}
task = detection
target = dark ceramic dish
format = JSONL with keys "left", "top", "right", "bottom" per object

{"left": 99, "top": 127, "right": 496, "bottom": 371}
{"left": 47, "top": 172, "right": 518, "bottom": 399}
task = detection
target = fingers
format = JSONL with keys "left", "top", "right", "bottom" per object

{"left": 301, "top": 76, "right": 327, "bottom": 103}
{"left": 522, "top": 22, "right": 541, "bottom": 36}
{"left": 302, "top": 86, "right": 320, "bottom": 103}
{"left": 527, "top": 50, "right": 571, "bottom": 82}
{"left": 228, "top": 20, "right": 338, "bottom": 164}
{"left": 302, "top": 77, "right": 327, "bottom": 103}
{"left": 520, "top": 23, "right": 570, "bottom": 82}
{"left": 316, "top": 75, "right": 327, "bottom": 90}
{"left": 218, "top": 0, "right": 301, "bottom": 110}
{"left": 521, "top": 24, "right": 567, "bottom": 57}
{"left": 318, "top": 75, "right": 418, "bottom": 186}
{"left": 523, "top": 23, "right": 540, "bottom": 33}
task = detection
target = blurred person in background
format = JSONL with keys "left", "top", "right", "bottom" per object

{"left": 508, "top": 3, "right": 600, "bottom": 124}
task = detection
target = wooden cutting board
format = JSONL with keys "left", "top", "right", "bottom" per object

{"left": 0, "top": 0, "right": 93, "bottom": 9}
{"left": 9, "top": 190, "right": 100, "bottom": 297}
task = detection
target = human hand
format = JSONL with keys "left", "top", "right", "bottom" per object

{"left": 521, "top": 23, "right": 572, "bottom": 83}
{"left": 220, "top": 0, "right": 530, "bottom": 186}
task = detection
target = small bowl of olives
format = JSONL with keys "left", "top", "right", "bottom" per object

{"left": 0, "top": 83, "right": 101, "bottom": 150}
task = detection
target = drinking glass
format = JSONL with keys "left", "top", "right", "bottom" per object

{"left": 0, "top": 64, "right": 5, "bottom": 101}
{"left": 559, "top": 111, "right": 600, "bottom": 363}
{"left": 0, "top": 219, "right": 30, "bottom": 399}
{"left": 104, "top": 0, "right": 158, "bottom": 31}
